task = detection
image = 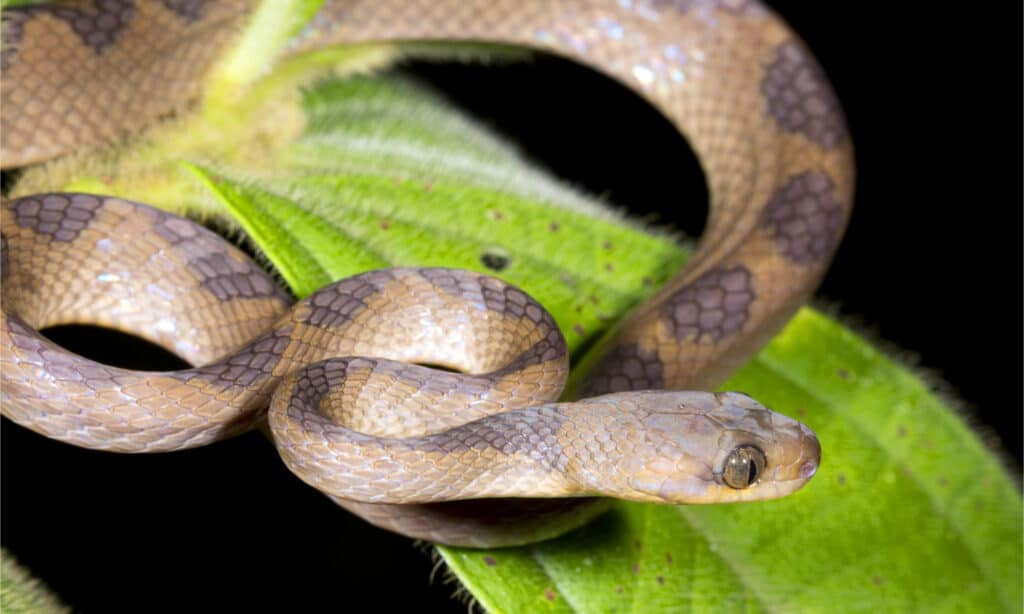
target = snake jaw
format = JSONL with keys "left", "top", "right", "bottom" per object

{"left": 728, "top": 417, "right": 821, "bottom": 502}
{"left": 624, "top": 456, "right": 712, "bottom": 503}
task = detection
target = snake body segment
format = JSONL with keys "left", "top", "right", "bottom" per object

{"left": 0, "top": 0, "right": 853, "bottom": 546}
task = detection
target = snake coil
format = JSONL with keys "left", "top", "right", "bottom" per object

{"left": 0, "top": 0, "right": 852, "bottom": 546}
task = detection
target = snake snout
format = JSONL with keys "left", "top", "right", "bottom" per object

{"left": 796, "top": 423, "right": 822, "bottom": 480}
{"left": 758, "top": 416, "right": 822, "bottom": 499}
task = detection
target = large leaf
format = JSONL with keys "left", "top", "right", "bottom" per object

{"left": 7, "top": 8, "right": 1020, "bottom": 613}
{"left": 0, "top": 548, "right": 69, "bottom": 614}
{"left": 444, "top": 309, "right": 1021, "bottom": 612}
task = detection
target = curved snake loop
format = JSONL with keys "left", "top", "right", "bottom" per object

{"left": 0, "top": 0, "right": 852, "bottom": 546}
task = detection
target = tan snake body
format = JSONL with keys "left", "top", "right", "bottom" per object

{"left": 0, "top": 0, "right": 852, "bottom": 546}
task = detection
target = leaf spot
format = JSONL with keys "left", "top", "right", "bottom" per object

{"left": 480, "top": 250, "right": 510, "bottom": 272}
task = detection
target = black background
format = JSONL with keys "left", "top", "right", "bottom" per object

{"left": 2, "top": 3, "right": 1020, "bottom": 612}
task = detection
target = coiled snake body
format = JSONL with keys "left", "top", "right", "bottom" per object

{"left": 0, "top": 0, "right": 853, "bottom": 546}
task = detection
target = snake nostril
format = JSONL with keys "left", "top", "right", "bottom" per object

{"left": 800, "top": 458, "right": 819, "bottom": 480}
{"left": 40, "top": 324, "right": 191, "bottom": 371}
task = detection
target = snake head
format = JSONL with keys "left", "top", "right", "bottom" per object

{"left": 578, "top": 391, "right": 820, "bottom": 504}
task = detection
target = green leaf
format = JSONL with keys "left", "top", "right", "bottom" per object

{"left": 1, "top": 548, "right": 69, "bottom": 614}
{"left": 11, "top": 30, "right": 1020, "bottom": 614}
{"left": 443, "top": 309, "right": 1021, "bottom": 613}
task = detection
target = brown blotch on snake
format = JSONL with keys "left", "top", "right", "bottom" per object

{"left": 760, "top": 170, "right": 846, "bottom": 263}
{"left": 580, "top": 342, "right": 665, "bottom": 396}
{"left": 151, "top": 210, "right": 288, "bottom": 302}
{"left": 661, "top": 265, "right": 755, "bottom": 343}
{"left": 0, "top": 0, "right": 854, "bottom": 546}
{"left": 762, "top": 40, "right": 849, "bottom": 149}
{"left": 301, "top": 271, "right": 393, "bottom": 328}
{"left": 2, "top": 1, "right": 136, "bottom": 58}
{"left": 11, "top": 193, "right": 104, "bottom": 243}
{"left": 161, "top": 0, "right": 214, "bottom": 22}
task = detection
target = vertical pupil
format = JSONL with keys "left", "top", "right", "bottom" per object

{"left": 723, "top": 445, "right": 766, "bottom": 489}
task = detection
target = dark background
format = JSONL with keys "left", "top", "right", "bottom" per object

{"left": 2, "top": 3, "right": 1020, "bottom": 612}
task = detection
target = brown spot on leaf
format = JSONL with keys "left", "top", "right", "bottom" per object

{"left": 480, "top": 251, "right": 510, "bottom": 272}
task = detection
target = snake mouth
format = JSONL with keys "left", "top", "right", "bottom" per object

{"left": 763, "top": 423, "right": 822, "bottom": 497}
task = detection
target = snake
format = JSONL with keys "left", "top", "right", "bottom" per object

{"left": 0, "top": 0, "right": 853, "bottom": 547}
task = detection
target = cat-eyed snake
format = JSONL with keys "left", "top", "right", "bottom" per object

{"left": 0, "top": 0, "right": 852, "bottom": 546}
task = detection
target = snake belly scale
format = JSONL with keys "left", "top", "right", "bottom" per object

{"left": 0, "top": 0, "right": 853, "bottom": 546}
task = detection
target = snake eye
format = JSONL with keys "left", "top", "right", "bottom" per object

{"left": 722, "top": 445, "right": 766, "bottom": 489}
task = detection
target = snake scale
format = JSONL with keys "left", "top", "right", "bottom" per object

{"left": 0, "top": 0, "right": 853, "bottom": 546}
